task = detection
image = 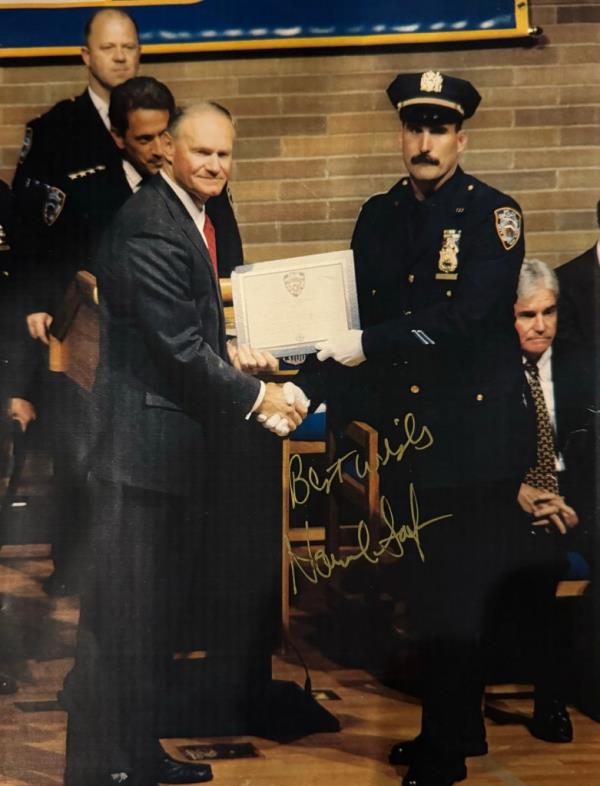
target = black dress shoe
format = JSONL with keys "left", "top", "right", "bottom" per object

{"left": 390, "top": 736, "right": 486, "bottom": 765}
{"left": 156, "top": 755, "right": 212, "bottom": 784}
{"left": 531, "top": 699, "right": 573, "bottom": 743}
{"left": 0, "top": 673, "right": 17, "bottom": 694}
{"left": 402, "top": 761, "right": 467, "bottom": 786}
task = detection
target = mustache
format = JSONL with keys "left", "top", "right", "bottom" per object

{"left": 411, "top": 153, "right": 439, "bottom": 165}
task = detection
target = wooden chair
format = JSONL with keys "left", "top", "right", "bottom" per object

{"left": 281, "top": 415, "right": 381, "bottom": 638}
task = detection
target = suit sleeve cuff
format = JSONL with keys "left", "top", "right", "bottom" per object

{"left": 246, "top": 379, "right": 266, "bottom": 419}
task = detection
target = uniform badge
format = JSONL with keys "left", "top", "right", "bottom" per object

{"left": 435, "top": 229, "right": 461, "bottom": 280}
{"left": 43, "top": 186, "right": 66, "bottom": 226}
{"left": 284, "top": 271, "right": 305, "bottom": 298}
{"left": 420, "top": 70, "right": 443, "bottom": 93}
{"left": 494, "top": 207, "right": 522, "bottom": 250}
{"left": 19, "top": 126, "right": 33, "bottom": 164}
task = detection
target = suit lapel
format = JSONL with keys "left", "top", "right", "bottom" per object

{"left": 150, "top": 175, "right": 226, "bottom": 346}
{"left": 152, "top": 175, "right": 215, "bottom": 274}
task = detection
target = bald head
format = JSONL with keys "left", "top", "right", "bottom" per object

{"left": 163, "top": 103, "right": 235, "bottom": 207}
{"left": 81, "top": 10, "right": 140, "bottom": 102}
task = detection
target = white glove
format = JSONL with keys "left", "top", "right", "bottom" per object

{"left": 256, "top": 411, "right": 291, "bottom": 437}
{"left": 255, "top": 382, "right": 310, "bottom": 437}
{"left": 315, "top": 330, "right": 366, "bottom": 367}
{"left": 282, "top": 381, "right": 310, "bottom": 410}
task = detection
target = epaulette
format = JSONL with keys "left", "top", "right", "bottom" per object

{"left": 67, "top": 164, "right": 107, "bottom": 181}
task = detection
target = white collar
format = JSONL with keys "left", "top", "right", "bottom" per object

{"left": 159, "top": 170, "right": 206, "bottom": 234}
{"left": 121, "top": 159, "right": 143, "bottom": 193}
{"left": 88, "top": 86, "right": 111, "bottom": 132}
{"left": 524, "top": 346, "right": 553, "bottom": 374}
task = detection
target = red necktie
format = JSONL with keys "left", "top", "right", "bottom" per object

{"left": 203, "top": 212, "right": 218, "bottom": 277}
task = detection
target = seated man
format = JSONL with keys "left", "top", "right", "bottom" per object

{"left": 502, "top": 257, "right": 595, "bottom": 742}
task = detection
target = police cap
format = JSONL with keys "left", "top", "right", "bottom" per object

{"left": 387, "top": 71, "right": 481, "bottom": 125}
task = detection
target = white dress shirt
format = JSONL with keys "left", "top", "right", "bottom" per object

{"left": 88, "top": 87, "right": 111, "bottom": 132}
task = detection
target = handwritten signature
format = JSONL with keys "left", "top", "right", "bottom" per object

{"left": 289, "top": 412, "right": 434, "bottom": 509}
{"left": 287, "top": 483, "right": 452, "bottom": 595}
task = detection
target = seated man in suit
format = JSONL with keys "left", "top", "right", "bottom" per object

{"left": 505, "top": 257, "right": 595, "bottom": 742}
{"left": 63, "top": 102, "right": 306, "bottom": 786}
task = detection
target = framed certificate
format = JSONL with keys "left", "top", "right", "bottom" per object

{"left": 231, "top": 250, "right": 360, "bottom": 358}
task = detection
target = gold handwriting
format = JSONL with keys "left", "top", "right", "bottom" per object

{"left": 289, "top": 412, "right": 434, "bottom": 509}
{"left": 287, "top": 484, "right": 452, "bottom": 595}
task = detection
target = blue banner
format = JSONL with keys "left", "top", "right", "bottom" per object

{"left": 0, "top": 1, "right": 530, "bottom": 57}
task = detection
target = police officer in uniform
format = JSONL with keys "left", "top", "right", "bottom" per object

{"left": 311, "top": 72, "right": 534, "bottom": 786}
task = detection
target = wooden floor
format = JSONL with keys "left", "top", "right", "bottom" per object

{"left": 1, "top": 541, "right": 600, "bottom": 786}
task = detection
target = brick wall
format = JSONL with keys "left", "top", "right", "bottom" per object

{"left": 1, "top": 0, "right": 598, "bottom": 268}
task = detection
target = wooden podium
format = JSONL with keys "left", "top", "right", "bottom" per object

{"left": 49, "top": 270, "right": 99, "bottom": 392}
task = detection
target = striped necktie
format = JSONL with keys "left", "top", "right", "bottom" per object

{"left": 524, "top": 359, "right": 559, "bottom": 494}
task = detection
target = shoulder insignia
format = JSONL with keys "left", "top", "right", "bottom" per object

{"left": 67, "top": 164, "right": 107, "bottom": 181}
{"left": 19, "top": 126, "right": 33, "bottom": 164}
{"left": 43, "top": 186, "right": 66, "bottom": 226}
{"left": 494, "top": 206, "right": 522, "bottom": 251}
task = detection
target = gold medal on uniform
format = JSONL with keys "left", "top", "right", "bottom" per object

{"left": 435, "top": 229, "right": 461, "bottom": 280}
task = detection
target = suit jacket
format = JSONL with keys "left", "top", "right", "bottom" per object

{"left": 301, "top": 167, "right": 534, "bottom": 488}
{"left": 556, "top": 246, "right": 599, "bottom": 351}
{"left": 91, "top": 174, "right": 260, "bottom": 496}
{"left": 550, "top": 339, "right": 597, "bottom": 531}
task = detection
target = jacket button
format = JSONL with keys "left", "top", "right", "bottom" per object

{"left": 410, "top": 385, "right": 420, "bottom": 394}
{"left": 408, "top": 274, "right": 415, "bottom": 283}
{"left": 476, "top": 393, "right": 484, "bottom": 401}
{"left": 446, "top": 290, "right": 452, "bottom": 297}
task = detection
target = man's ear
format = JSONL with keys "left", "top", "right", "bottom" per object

{"left": 457, "top": 129, "right": 467, "bottom": 154}
{"left": 110, "top": 127, "right": 126, "bottom": 151}
{"left": 81, "top": 46, "right": 90, "bottom": 68}
{"left": 162, "top": 131, "right": 174, "bottom": 163}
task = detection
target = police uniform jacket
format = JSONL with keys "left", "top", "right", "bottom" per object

{"left": 305, "top": 167, "right": 533, "bottom": 489}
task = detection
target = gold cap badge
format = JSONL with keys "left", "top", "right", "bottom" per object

{"left": 420, "top": 71, "right": 443, "bottom": 93}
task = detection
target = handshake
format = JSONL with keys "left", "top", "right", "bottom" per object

{"left": 255, "top": 381, "right": 310, "bottom": 437}
{"left": 228, "top": 340, "right": 310, "bottom": 437}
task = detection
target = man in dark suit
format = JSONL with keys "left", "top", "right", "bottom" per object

{"left": 556, "top": 200, "right": 600, "bottom": 350}
{"left": 505, "top": 258, "right": 594, "bottom": 743}
{"left": 555, "top": 217, "right": 600, "bottom": 722}
{"left": 63, "top": 102, "right": 305, "bottom": 786}
{"left": 307, "top": 72, "right": 533, "bottom": 786}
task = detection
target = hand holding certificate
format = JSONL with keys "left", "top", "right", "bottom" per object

{"left": 231, "top": 250, "right": 360, "bottom": 358}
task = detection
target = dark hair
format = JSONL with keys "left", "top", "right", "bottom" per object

{"left": 109, "top": 77, "right": 176, "bottom": 136}
{"left": 596, "top": 199, "right": 600, "bottom": 229}
{"left": 83, "top": 8, "right": 139, "bottom": 46}
{"left": 168, "top": 101, "right": 235, "bottom": 138}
